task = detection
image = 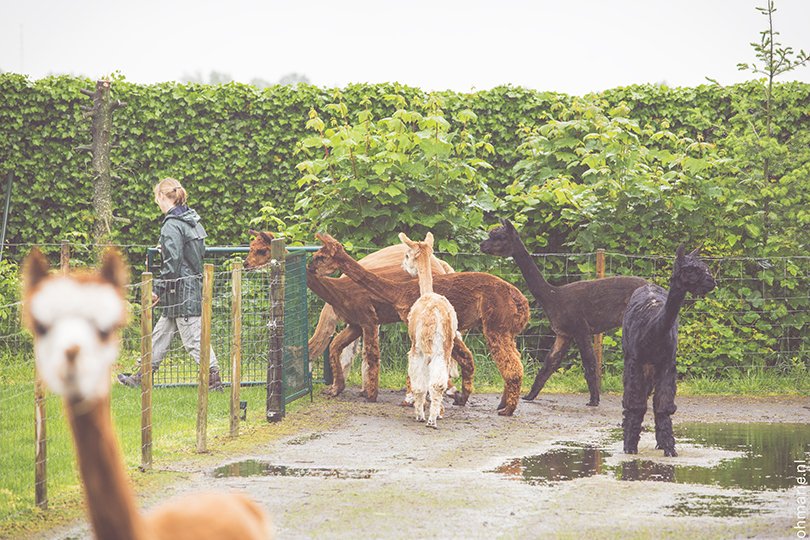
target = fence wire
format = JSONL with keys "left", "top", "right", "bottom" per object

{"left": 0, "top": 242, "right": 309, "bottom": 524}
{"left": 315, "top": 249, "right": 809, "bottom": 383}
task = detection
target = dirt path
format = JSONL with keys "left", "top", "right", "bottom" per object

{"left": 43, "top": 391, "right": 810, "bottom": 539}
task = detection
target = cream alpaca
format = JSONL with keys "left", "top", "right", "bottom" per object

{"left": 22, "top": 248, "right": 273, "bottom": 540}
{"left": 400, "top": 232, "right": 458, "bottom": 428}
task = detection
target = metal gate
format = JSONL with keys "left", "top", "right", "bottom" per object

{"left": 145, "top": 245, "right": 312, "bottom": 406}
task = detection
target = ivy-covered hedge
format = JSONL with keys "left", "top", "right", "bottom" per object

{"left": 2, "top": 74, "right": 807, "bottom": 252}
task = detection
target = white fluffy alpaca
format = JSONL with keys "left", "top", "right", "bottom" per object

{"left": 399, "top": 232, "right": 459, "bottom": 428}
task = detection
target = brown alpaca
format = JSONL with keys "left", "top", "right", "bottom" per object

{"left": 399, "top": 232, "right": 458, "bottom": 428}
{"left": 245, "top": 231, "right": 460, "bottom": 402}
{"left": 310, "top": 233, "right": 530, "bottom": 416}
{"left": 22, "top": 248, "right": 273, "bottom": 540}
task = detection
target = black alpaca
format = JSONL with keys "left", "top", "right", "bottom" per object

{"left": 621, "top": 245, "right": 716, "bottom": 457}
{"left": 480, "top": 218, "right": 647, "bottom": 406}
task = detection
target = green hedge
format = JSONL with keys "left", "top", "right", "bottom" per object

{"left": 2, "top": 74, "right": 807, "bottom": 252}
{"left": 0, "top": 75, "right": 807, "bottom": 376}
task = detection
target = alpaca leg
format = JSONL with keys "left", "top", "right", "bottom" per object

{"left": 653, "top": 361, "right": 678, "bottom": 457}
{"left": 523, "top": 335, "right": 571, "bottom": 401}
{"left": 485, "top": 333, "right": 524, "bottom": 416}
{"left": 426, "top": 348, "right": 450, "bottom": 428}
{"left": 357, "top": 325, "right": 377, "bottom": 398}
{"left": 451, "top": 336, "right": 475, "bottom": 406}
{"left": 324, "top": 325, "right": 361, "bottom": 397}
{"left": 408, "top": 350, "right": 427, "bottom": 422}
{"left": 339, "top": 336, "right": 362, "bottom": 393}
{"left": 622, "top": 358, "right": 649, "bottom": 454}
{"left": 574, "top": 333, "right": 601, "bottom": 407}
{"left": 362, "top": 325, "right": 380, "bottom": 402}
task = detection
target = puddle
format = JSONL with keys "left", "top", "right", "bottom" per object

{"left": 213, "top": 460, "right": 376, "bottom": 479}
{"left": 492, "top": 423, "right": 809, "bottom": 516}
{"left": 493, "top": 422, "right": 809, "bottom": 490}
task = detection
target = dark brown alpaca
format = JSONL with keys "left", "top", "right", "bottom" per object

{"left": 622, "top": 245, "right": 716, "bottom": 457}
{"left": 480, "top": 219, "right": 647, "bottom": 406}
{"left": 245, "top": 231, "right": 462, "bottom": 402}
{"left": 311, "top": 233, "right": 530, "bottom": 416}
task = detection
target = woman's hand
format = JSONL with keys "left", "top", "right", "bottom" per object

{"left": 151, "top": 293, "right": 159, "bottom": 306}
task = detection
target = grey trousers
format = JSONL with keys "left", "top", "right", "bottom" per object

{"left": 151, "top": 315, "right": 218, "bottom": 369}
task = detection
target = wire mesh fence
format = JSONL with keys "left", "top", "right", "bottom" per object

{"left": 0, "top": 241, "right": 310, "bottom": 524}
{"left": 317, "top": 248, "right": 809, "bottom": 385}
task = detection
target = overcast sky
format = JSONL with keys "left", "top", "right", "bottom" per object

{"left": 1, "top": 0, "right": 809, "bottom": 94}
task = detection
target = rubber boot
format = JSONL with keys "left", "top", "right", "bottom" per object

{"left": 209, "top": 366, "right": 224, "bottom": 391}
{"left": 117, "top": 366, "right": 156, "bottom": 388}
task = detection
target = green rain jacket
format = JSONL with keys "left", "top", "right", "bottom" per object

{"left": 154, "top": 206, "right": 207, "bottom": 318}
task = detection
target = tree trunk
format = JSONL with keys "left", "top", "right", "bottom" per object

{"left": 83, "top": 80, "right": 125, "bottom": 250}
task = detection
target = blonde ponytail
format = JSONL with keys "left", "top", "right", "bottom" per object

{"left": 154, "top": 177, "right": 188, "bottom": 206}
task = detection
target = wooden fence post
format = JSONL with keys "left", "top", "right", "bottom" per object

{"left": 140, "top": 272, "right": 153, "bottom": 470}
{"left": 196, "top": 264, "right": 214, "bottom": 453}
{"left": 593, "top": 249, "right": 606, "bottom": 387}
{"left": 230, "top": 261, "right": 243, "bottom": 437}
{"left": 34, "top": 240, "right": 71, "bottom": 508}
{"left": 60, "top": 241, "right": 70, "bottom": 274}
{"left": 34, "top": 376, "right": 47, "bottom": 510}
{"left": 266, "top": 238, "right": 286, "bottom": 422}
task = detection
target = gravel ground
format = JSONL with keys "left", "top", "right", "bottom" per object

{"left": 41, "top": 390, "right": 810, "bottom": 540}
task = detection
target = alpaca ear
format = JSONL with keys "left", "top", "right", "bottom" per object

{"left": 424, "top": 232, "right": 434, "bottom": 248}
{"left": 676, "top": 244, "right": 686, "bottom": 260}
{"left": 100, "top": 249, "right": 130, "bottom": 292}
{"left": 259, "top": 231, "right": 275, "bottom": 245}
{"left": 249, "top": 229, "right": 259, "bottom": 237}
{"left": 399, "top": 232, "right": 415, "bottom": 247}
{"left": 501, "top": 218, "right": 516, "bottom": 232}
{"left": 22, "top": 247, "right": 50, "bottom": 294}
{"left": 315, "top": 232, "right": 339, "bottom": 250}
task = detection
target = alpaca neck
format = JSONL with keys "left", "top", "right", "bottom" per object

{"left": 511, "top": 241, "right": 555, "bottom": 304}
{"left": 66, "top": 395, "right": 147, "bottom": 540}
{"left": 659, "top": 285, "right": 687, "bottom": 333}
{"left": 333, "top": 250, "right": 400, "bottom": 305}
{"left": 415, "top": 256, "right": 433, "bottom": 296}
{"left": 306, "top": 268, "right": 343, "bottom": 307}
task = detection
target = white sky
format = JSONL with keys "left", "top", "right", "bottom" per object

{"left": 1, "top": 0, "right": 809, "bottom": 94}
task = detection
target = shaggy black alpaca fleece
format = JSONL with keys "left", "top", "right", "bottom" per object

{"left": 621, "top": 245, "right": 716, "bottom": 457}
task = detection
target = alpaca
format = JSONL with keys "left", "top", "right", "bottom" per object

{"left": 399, "top": 232, "right": 458, "bottom": 428}
{"left": 480, "top": 218, "right": 648, "bottom": 406}
{"left": 22, "top": 248, "right": 273, "bottom": 540}
{"left": 310, "top": 233, "right": 530, "bottom": 416}
{"left": 621, "top": 245, "right": 716, "bottom": 457}
{"left": 245, "top": 231, "right": 462, "bottom": 402}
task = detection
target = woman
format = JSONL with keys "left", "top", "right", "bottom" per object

{"left": 118, "top": 178, "right": 223, "bottom": 390}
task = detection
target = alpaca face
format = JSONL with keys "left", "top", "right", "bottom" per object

{"left": 29, "top": 279, "right": 124, "bottom": 402}
{"left": 23, "top": 249, "right": 128, "bottom": 404}
{"left": 399, "top": 232, "right": 433, "bottom": 277}
{"left": 673, "top": 247, "right": 716, "bottom": 297}
{"left": 244, "top": 230, "right": 275, "bottom": 269}
{"left": 308, "top": 249, "right": 341, "bottom": 276}
{"left": 480, "top": 219, "right": 518, "bottom": 257}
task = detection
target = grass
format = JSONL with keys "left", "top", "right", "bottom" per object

{"left": 0, "top": 359, "right": 320, "bottom": 537}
